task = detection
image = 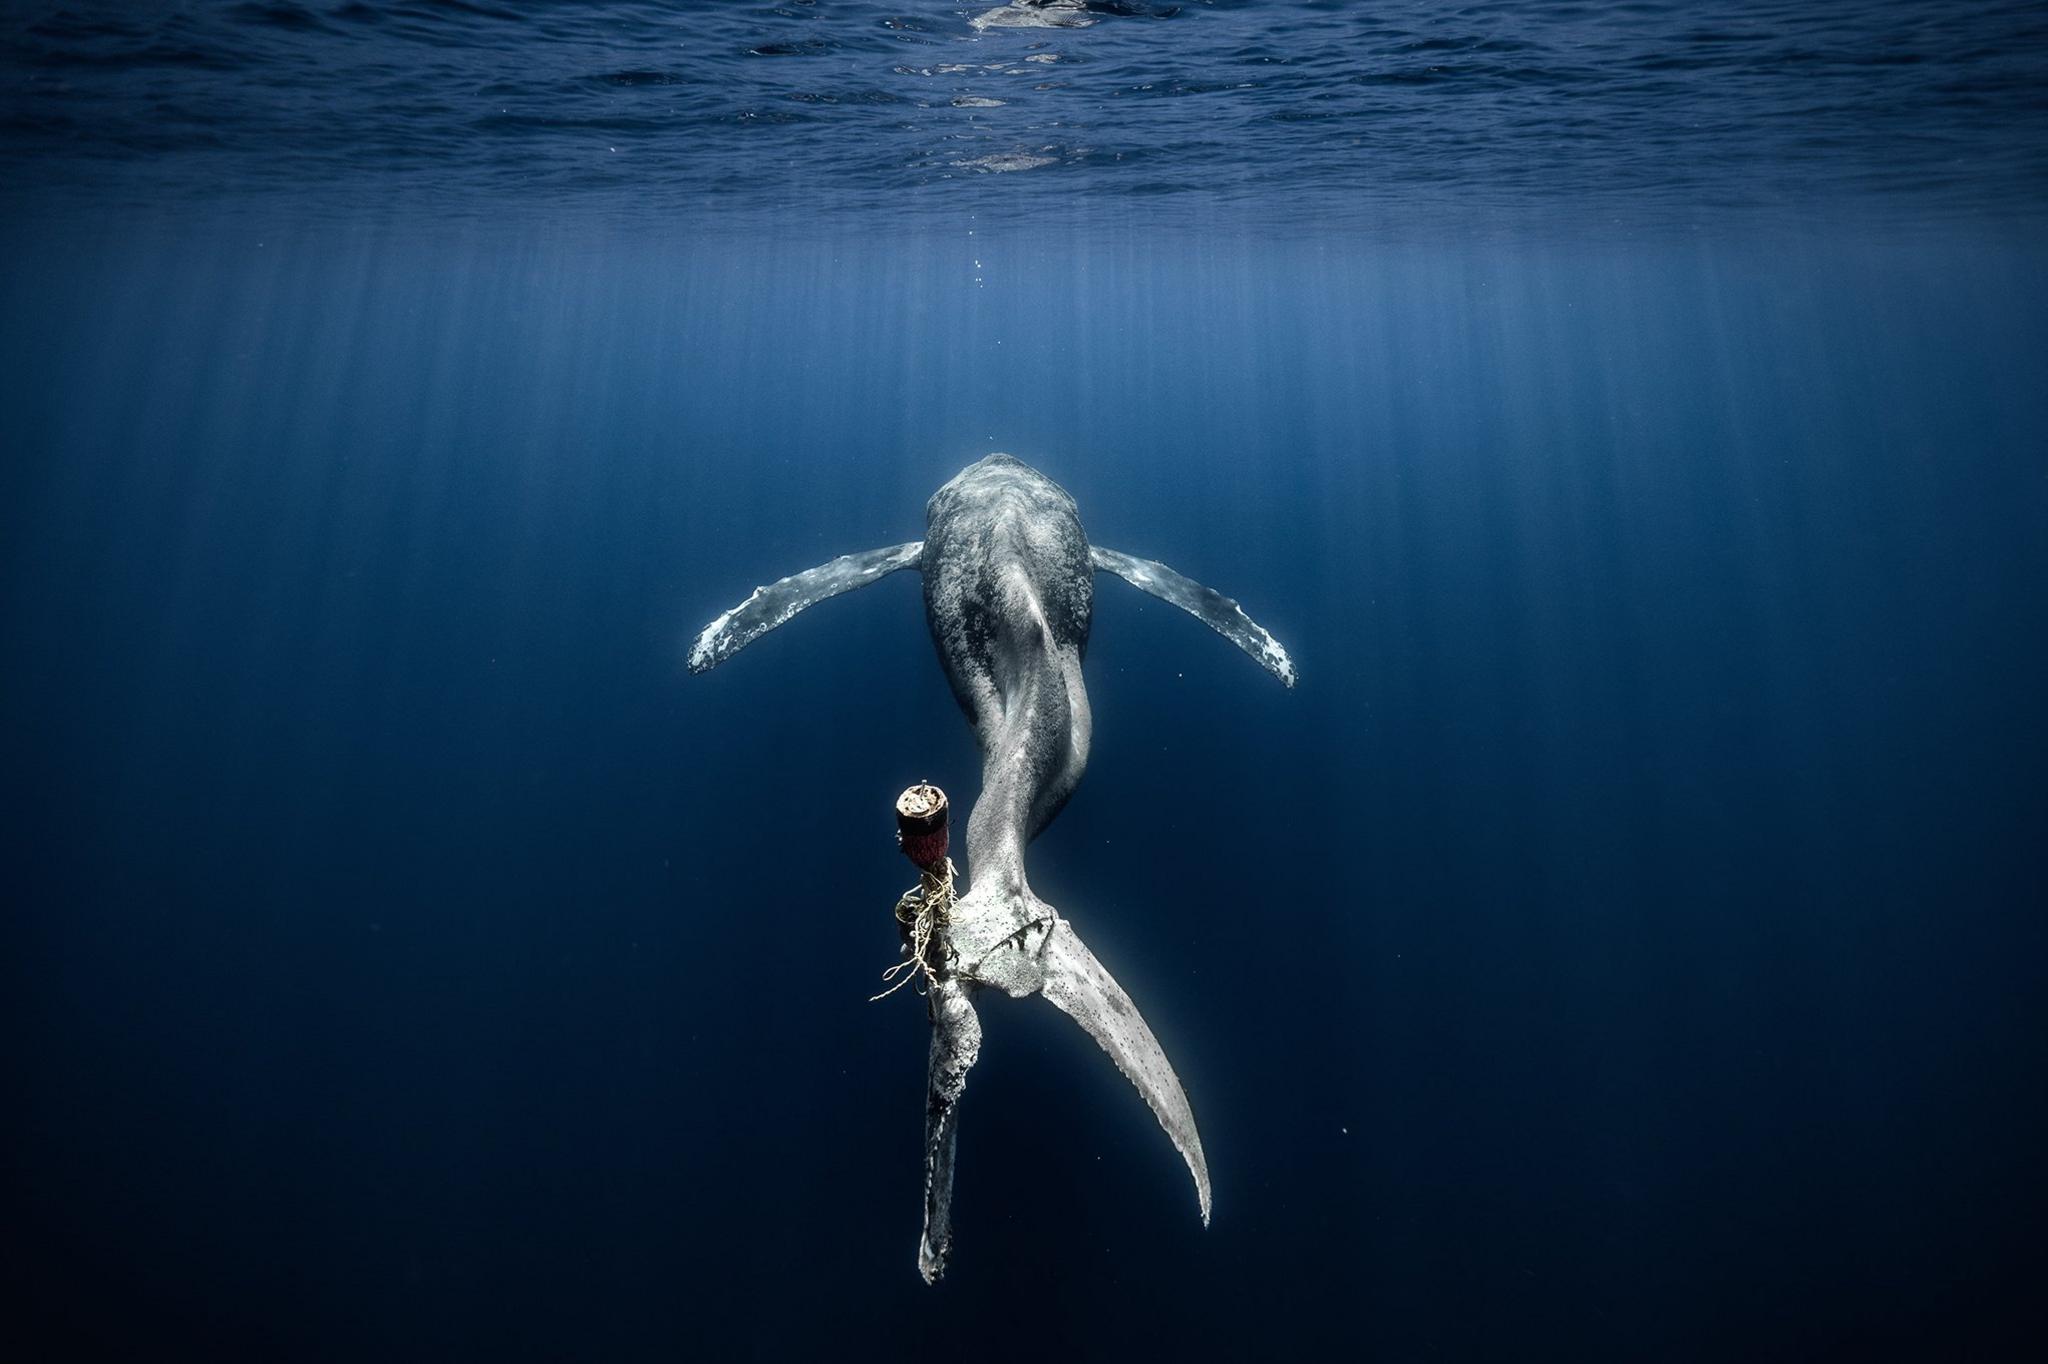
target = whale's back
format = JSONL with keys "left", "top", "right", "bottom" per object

{"left": 921, "top": 454, "right": 1093, "bottom": 721}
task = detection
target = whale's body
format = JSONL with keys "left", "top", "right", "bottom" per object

{"left": 690, "top": 454, "right": 1295, "bottom": 1279}
{"left": 922, "top": 456, "right": 1094, "bottom": 901}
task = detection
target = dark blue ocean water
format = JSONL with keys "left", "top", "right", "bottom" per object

{"left": 4, "top": 4, "right": 2047, "bottom": 1362}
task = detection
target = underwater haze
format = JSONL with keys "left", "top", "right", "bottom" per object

{"left": 4, "top": 3, "right": 2046, "bottom": 1361}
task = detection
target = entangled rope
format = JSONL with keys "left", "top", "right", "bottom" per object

{"left": 870, "top": 857, "right": 957, "bottom": 1002}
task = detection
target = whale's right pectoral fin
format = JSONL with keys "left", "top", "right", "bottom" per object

{"left": 1091, "top": 546, "right": 1297, "bottom": 688}
{"left": 688, "top": 542, "right": 924, "bottom": 673}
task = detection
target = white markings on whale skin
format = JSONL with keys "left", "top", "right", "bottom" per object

{"left": 954, "top": 151, "right": 1056, "bottom": 173}
{"left": 686, "top": 590, "right": 767, "bottom": 673}
{"left": 971, "top": 3, "right": 1096, "bottom": 33}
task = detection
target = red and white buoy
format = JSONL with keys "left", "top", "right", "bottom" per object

{"left": 871, "top": 783, "right": 957, "bottom": 1004}
{"left": 895, "top": 783, "right": 949, "bottom": 871}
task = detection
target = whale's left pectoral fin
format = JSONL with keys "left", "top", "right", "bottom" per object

{"left": 1039, "top": 918, "right": 1213, "bottom": 1225}
{"left": 1091, "top": 546, "right": 1296, "bottom": 688}
{"left": 688, "top": 541, "right": 924, "bottom": 673}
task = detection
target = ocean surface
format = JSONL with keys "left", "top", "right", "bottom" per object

{"left": 6, "top": 0, "right": 2048, "bottom": 231}
{"left": 3, "top": 3, "right": 2045, "bottom": 1361}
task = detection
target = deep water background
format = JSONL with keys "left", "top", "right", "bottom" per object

{"left": 7, "top": 217, "right": 2045, "bottom": 1362}
{"left": 5, "top": 3, "right": 2048, "bottom": 1362}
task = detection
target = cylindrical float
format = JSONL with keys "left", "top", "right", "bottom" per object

{"left": 895, "top": 783, "right": 949, "bottom": 870}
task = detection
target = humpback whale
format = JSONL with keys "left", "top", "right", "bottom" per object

{"left": 689, "top": 454, "right": 1295, "bottom": 1280}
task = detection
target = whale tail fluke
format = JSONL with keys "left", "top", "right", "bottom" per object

{"left": 918, "top": 975, "right": 981, "bottom": 1283}
{"left": 1039, "top": 915, "right": 1213, "bottom": 1226}
{"left": 938, "top": 890, "right": 1213, "bottom": 1247}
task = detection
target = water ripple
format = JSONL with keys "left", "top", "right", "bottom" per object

{"left": 1, "top": 0, "right": 2044, "bottom": 230}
